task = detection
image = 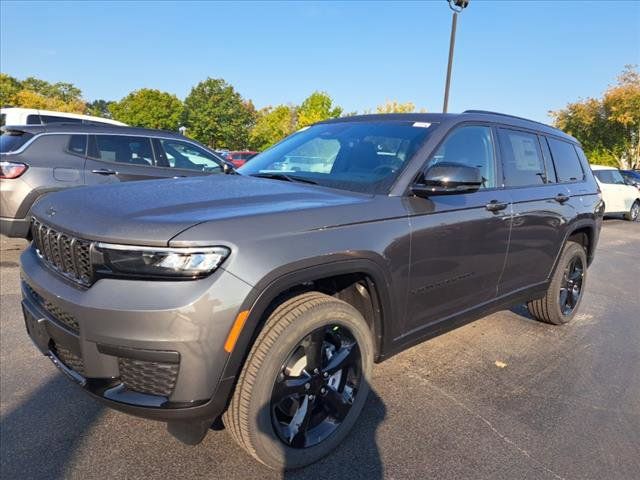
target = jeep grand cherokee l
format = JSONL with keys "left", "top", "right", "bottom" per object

{"left": 20, "top": 111, "right": 603, "bottom": 469}
{"left": 1, "top": 124, "right": 230, "bottom": 238}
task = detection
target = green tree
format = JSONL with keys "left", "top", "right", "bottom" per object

{"left": 0, "top": 73, "right": 86, "bottom": 112}
{"left": 0, "top": 73, "right": 22, "bottom": 106}
{"left": 296, "top": 91, "right": 342, "bottom": 129}
{"left": 21, "top": 77, "right": 82, "bottom": 103}
{"left": 249, "top": 105, "right": 296, "bottom": 150}
{"left": 551, "top": 65, "right": 640, "bottom": 169}
{"left": 183, "top": 78, "right": 255, "bottom": 149}
{"left": 86, "top": 99, "right": 114, "bottom": 118}
{"left": 109, "top": 89, "right": 183, "bottom": 130}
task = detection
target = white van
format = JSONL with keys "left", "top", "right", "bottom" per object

{"left": 0, "top": 107, "right": 126, "bottom": 127}
{"left": 591, "top": 164, "right": 640, "bottom": 221}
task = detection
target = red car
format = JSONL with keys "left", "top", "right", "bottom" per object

{"left": 227, "top": 150, "right": 258, "bottom": 168}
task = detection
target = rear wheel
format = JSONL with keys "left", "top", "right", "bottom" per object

{"left": 625, "top": 200, "right": 639, "bottom": 221}
{"left": 224, "top": 292, "right": 373, "bottom": 469}
{"left": 527, "top": 241, "right": 587, "bottom": 325}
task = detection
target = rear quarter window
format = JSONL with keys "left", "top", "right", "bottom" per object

{"left": 39, "top": 115, "right": 82, "bottom": 124}
{"left": 547, "top": 137, "right": 584, "bottom": 182}
{"left": 0, "top": 132, "right": 34, "bottom": 153}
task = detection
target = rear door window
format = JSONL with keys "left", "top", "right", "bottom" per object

{"left": 92, "top": 135, "right": 155, "bottom": 166}
{"left": 593, "top": 169, "right": 626, "bottom": 185}
{"left": 498, "top": 129, "right": 547, "bottom": 187}
{"left": 67, "top": 135, "right": 87, "bottom": 155}
{"left": 547, "top": 137, "right": 584, "bottom": 183}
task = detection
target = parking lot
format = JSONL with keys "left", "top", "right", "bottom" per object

{"left": 1, "top": 219, "right": 638, "bottom": 480}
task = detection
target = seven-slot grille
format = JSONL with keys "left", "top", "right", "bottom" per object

{"left": 31, "top": 219, "right": 93, "bottom": 287}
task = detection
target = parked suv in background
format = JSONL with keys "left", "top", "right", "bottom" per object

{"left": 1, "top": 124, "right": 229, "bottom": 237}
{"left": 20, "top": 111, "right": 602, "bottom": 469}
{"left": 591, "top": 165, "right": 640, "bottom": 221}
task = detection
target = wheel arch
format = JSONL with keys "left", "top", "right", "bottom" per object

{"left": 219, "top": 256, "right": 395, "bottom": 386}
{"left": 550, "top": 219, "right": 598, "bottom": 278}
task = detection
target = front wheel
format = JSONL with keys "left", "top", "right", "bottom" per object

{"left": 625, "top": 200, "right": 639, "bottom": 221}
{"left": 527, "top": 241, "right": 587, "bottom": 325}
{"left": 223, "top": 292, "right": 374, "bottom": 469}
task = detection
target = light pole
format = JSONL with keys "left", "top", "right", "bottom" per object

{"left": 443, "top": 0, "right": 470, "bottom": 113}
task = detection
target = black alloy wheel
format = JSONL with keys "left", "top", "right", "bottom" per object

{"left": 559, "top": 255, "right": 584, "bottom": 316}
{"left": 270, "top": 324, "right": 362, "bottom": 449}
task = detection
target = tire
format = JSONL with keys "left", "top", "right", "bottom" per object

{"left": 624, "top": 200, "right": 640, "bottom": 221}
{"left": 223, "top": 292, "right": 374, "bottom": 470}
{"left": 527, "top": 241, "right": 587, "bottom": 325}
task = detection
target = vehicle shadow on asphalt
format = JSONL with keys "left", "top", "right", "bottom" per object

{"left": 258, "top": 386, "right": 386, "bottom": 479}
{"left": 509, "top": 304, "right": 535, "bottom": 321}
{"left": 0, "top": 375, "right": 103, "bottom": 479}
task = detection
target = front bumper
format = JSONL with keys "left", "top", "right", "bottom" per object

{"left": 20, "top": 245, "right": 253, "bottom": 421}
{"left": 1, "top": 216, "right": 31, "bottom": 238}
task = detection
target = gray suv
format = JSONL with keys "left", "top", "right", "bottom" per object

{"left": 20, "top": 112, "right": 603, "bottom": 469}
{"left": 1, "top": 124, "right": 229, "bottom": 238}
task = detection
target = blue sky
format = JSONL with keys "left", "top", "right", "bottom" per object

{"left": 1, "top": 1, "right": 638, "bottom": 122}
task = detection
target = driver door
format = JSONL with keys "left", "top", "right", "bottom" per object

{"left": 404, "top": 125, "right": 512, "bottom": 334}
{"left": 153, "top": 138, "right": 224, "bottom": 177}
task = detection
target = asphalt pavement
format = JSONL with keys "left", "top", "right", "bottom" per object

{"left": 1, "top": 219, "right": 639, "bottom": 479}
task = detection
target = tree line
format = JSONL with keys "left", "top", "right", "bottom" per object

{"left": 550, "top": 65, "right": 639, "bottom": 169}
{"left": 0, "top": 73, "right": 417, "bottom": 151}
{"left": 2, "top": 67, "right": 638, "bottom": 167}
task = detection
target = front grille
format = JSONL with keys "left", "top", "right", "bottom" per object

{"left": 24, "top": 283, "right": 80, "bottom": 334}
{"left": 118, "top": 357, "right": 179, "bottom": 397}
{"left": 51, "top": 342, "right": 85, "bottom": 375}
{"left": 31, "top": 219, "right": 93, "bottom": 287}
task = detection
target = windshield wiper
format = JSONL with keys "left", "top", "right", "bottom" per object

{"left": 250, "top": 172, "right": 318, "bottom": 185}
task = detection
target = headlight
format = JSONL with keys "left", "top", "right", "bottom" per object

{"left": 94, "top": 243, "right": 230, "bottom": 280}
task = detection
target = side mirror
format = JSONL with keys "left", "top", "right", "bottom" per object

{"left": 412, "top": 162, "right": 482, "bottom": 197}
{"left": 222, "top": 161, "right": 236, "bottom": 174}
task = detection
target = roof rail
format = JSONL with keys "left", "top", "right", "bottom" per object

{"left": 462, "top": 109, "right": 552, "bottom": 128}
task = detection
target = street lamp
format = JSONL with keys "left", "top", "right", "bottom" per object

{"left": 442, "top": 0, "right": 470, "bottom": 113}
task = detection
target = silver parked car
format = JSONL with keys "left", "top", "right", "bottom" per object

{"left": 0, "top": 123, "right": 231, "bottom": 237}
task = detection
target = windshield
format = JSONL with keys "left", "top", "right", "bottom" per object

{"left": 0, "top": 132, "right": 34, "bottom": 153}
{"left": 239, "top": 121, "right": 436, "bottom": 194}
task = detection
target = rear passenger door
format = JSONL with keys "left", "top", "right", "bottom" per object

{"left": 84, "top": 134, "right": 176, "bottom": 185}
{"left": 497, "top": 128, "right": 576, "bottom": 295}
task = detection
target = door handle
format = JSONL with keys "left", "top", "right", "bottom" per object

{"left": 485, "top": 200, "right": 508, "bottom": 212}
{"left": 91, "top": 169, "right": 118, "bottom": 176}
{"left": 554, "top": 193, "right": 570, "bottom": 204}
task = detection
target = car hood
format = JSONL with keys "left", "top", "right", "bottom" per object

{"left": 31, "top": 175, "right": 372, "bottom": 246}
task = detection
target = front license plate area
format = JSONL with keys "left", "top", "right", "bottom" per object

{"left": 22, "top": 301, "right": 50, "bottom": 353}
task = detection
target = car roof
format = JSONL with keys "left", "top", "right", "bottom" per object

{"left": 1, "top": 123, "right": 185, "bottom": 139}
{"left": 590, "top": 164, "right": 617, "bottom": 171}
{"left": 319, "top": 111, "right": 577, "bottom": 143}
